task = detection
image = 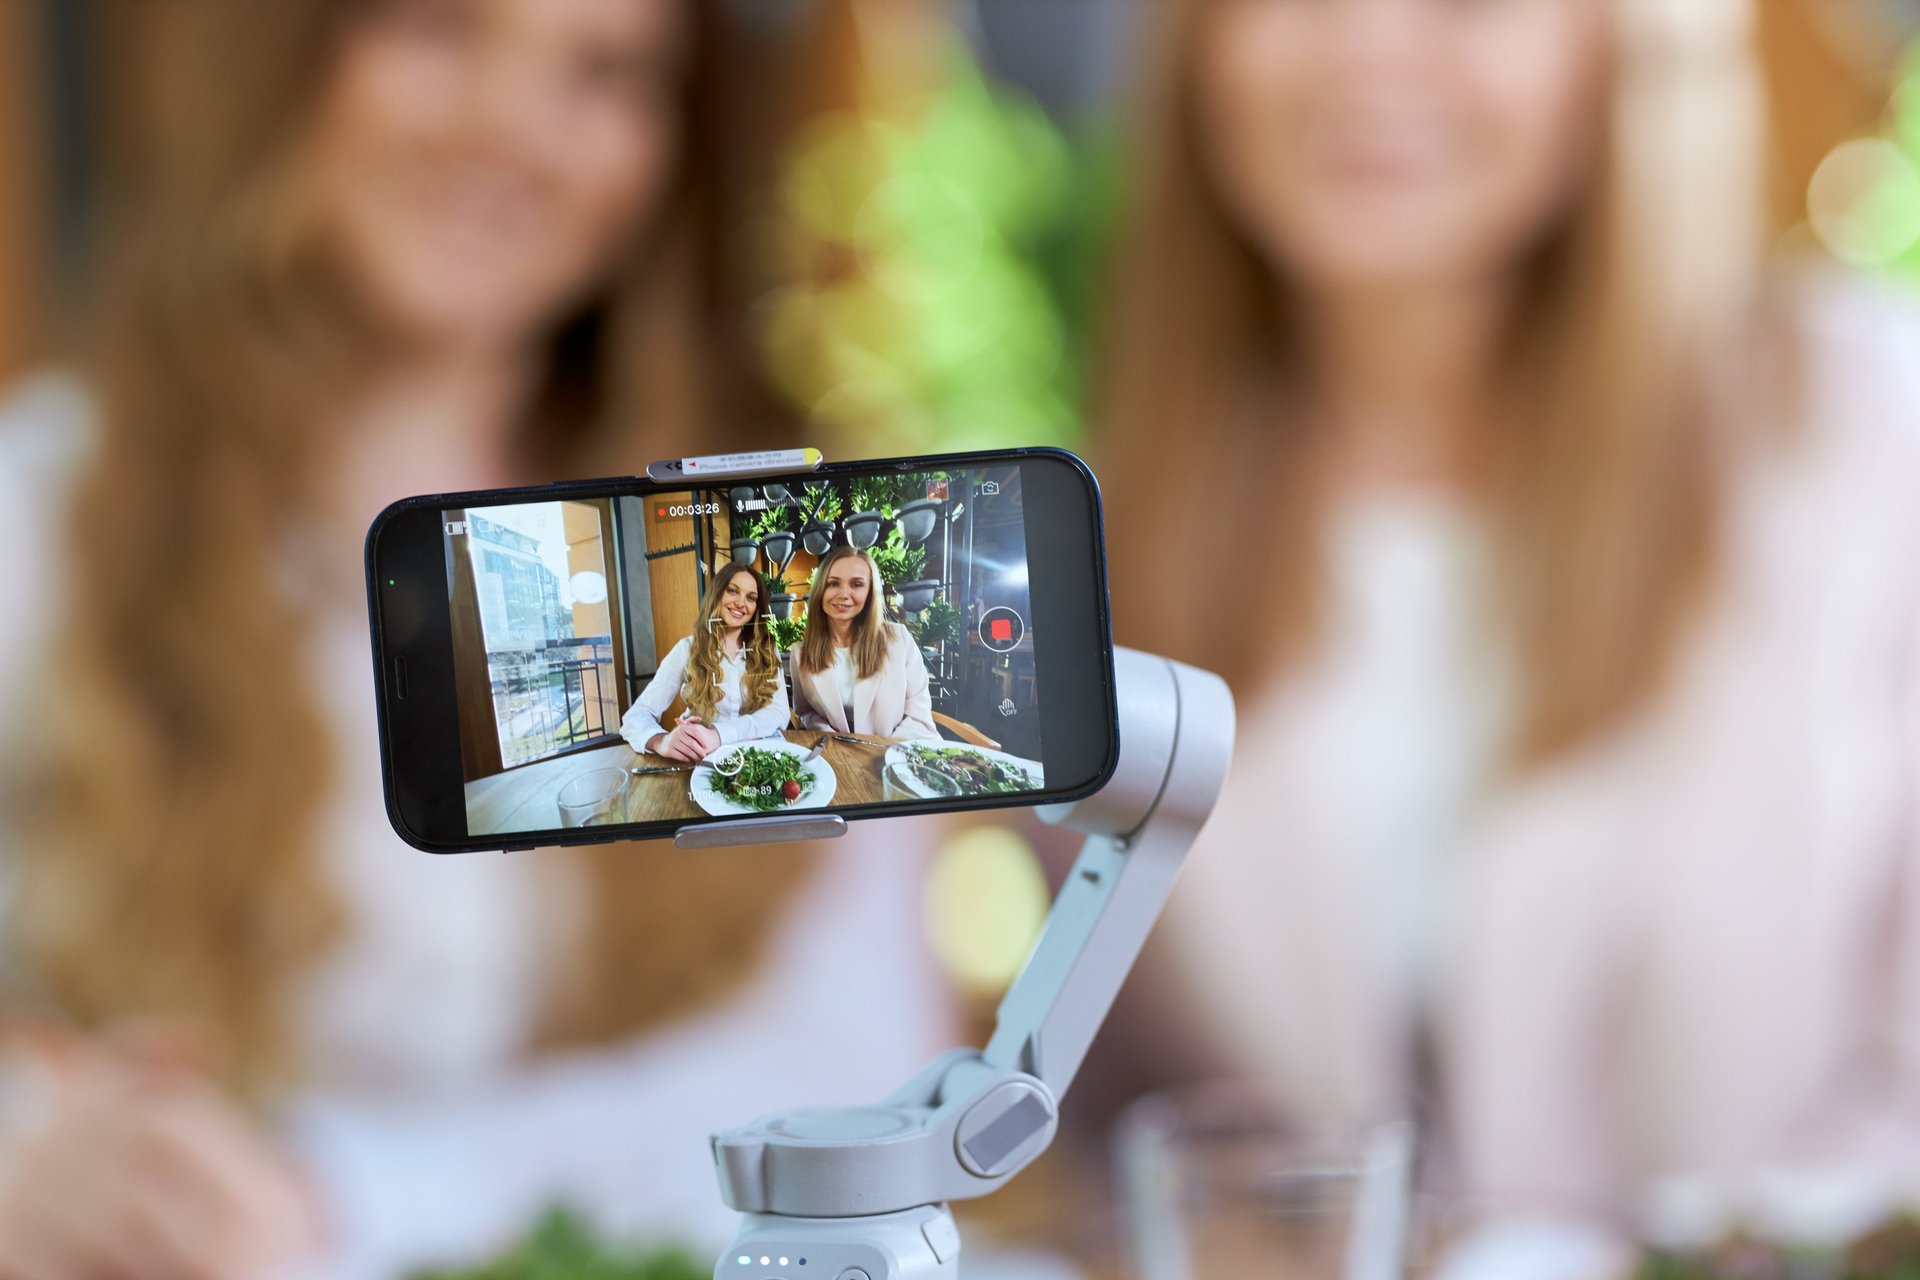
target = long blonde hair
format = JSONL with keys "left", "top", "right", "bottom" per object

{"left": 1100, "top": 0, "right": 1787, "bottom": 766}
{"left": 12, "top": 0, "right": 809, "bottom": 1089}
{"left": 683, "top": 563, "right": 783, "bottom": 723}
{"left": 798, "top": 547, "right": 893, "bottom": 679}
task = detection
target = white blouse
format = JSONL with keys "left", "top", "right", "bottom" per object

{"left": 618, "top": 635, "right": 790, "bottom": 751}
{"left": 832, "top": 645, "right": 858, "bottom": 730}
{"left": 1318, "top": 493, "right": 1508, "bottom": 1011}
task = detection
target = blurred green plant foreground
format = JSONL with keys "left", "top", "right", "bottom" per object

{"left": 757, "top": 40, "right": 1114, "bottom": 456}
{"left": 409, "top": 1208, "right": 706, "bottom": 1280}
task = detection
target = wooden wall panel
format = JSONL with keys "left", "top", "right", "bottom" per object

{"left": 639, "top": 499, "right": 702, "bottom": 722}
{"left": 1756, "top": 0, "right": 1900, "bottom": 232}
{"left": 561, "top": 497, "right": 621, "bottom": 736}
{"left": 0, "top": 1, "right": 47, "bottom": 383}
{"left": 447, "top": 514, "right": 505, "bottom": 783}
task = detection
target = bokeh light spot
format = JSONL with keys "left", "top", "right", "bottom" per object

{"left": 924, "top": 826, "right": 1050, "bottom": 998}
{"left": 1808, "top": 138, "right": 1920, "bottom": 266}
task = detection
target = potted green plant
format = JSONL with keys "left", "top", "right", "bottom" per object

{"left": 767, "top": 612, "right": 806, "bottom": 656}
{"left": 844, "top": 475, "right": 903, "bottom": 550}
{"left": 751, "top": 504, "right": 798, "bottom": 568}
{"left": 869, "top": 526, "right": 927, "bottom": 585}
{"left": 864, "top": 526, "right": 927, "bottom": 619}
{"left": 728, "top": 506, "right": 759, "bottom": 566}
{"left": 897, "top": 578, "right": 941, "bottom": 614}
{"left": 894, "top": 496, "right": 943, "bottom": 545}
{"left": 906, "top": 595, "right": 961, "bottom": 647}
{"left": 764, "top": 567, "right": 798, "bottom": 620}
{"left": 800, "top": 482, "right": 843, "bottom": 555}
{"left": 847, "top": 475, "right": 895, "bottom": 520}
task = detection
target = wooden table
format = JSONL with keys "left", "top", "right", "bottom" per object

{"left": 464, "top": 729, "right": 899, "bottom": 838}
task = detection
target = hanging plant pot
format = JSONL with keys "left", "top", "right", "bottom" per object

{"left": 761, "top": 530, "right": 798, "bottom": 567}
{"left": 895, "top": 498, "right": 943, "bottom": 546}
{"left": 763, "top": 483, "right": 791, "bottom": 506}
{"left": 729, "top": 536, "right": 759, "bottom": 565}
{"left": 843, "top": 511, "right": 883, "bottom": 550}
{"left": 801, "top": 521, "right": 835, "bottom": 556}
{"left": 898, "top": 579, "right": 941, "bottom": 615}
{"left": 769, "top": 592, "right": 795, "bottom": 620}
{"left": 728, "top": 486, "right": 756, "bottom": 508}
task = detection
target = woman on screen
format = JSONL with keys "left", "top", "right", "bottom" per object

{"left": 621, "top": 562, "right": 789, "bottom": 760}
{"left": 793, "top": 546, "right": 937, "bottom": 741}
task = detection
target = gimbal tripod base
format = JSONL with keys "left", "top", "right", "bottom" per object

{"left": 722, "top": 1205, "right": 960, "bottom": 1280}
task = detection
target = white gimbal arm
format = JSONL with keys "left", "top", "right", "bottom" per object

{"left": 708, "top": 646, "right": 1235, "bottom": 1280}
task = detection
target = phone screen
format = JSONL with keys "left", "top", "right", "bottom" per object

{"left": 372, "top": 452, "right": 1113, "bottom": 848}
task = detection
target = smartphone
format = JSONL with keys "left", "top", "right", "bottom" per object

{"left": 366, "top": 447, "right": 1118, "bottom": 852}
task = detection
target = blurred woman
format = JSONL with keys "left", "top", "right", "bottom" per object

{"left": 1099, "top": 0, "right": 1920, "bottom": 1265}
{"left": 0, "top": 2, "right": 949, "bottom": 1277}
{"left": 621, "top": 562, "right": 789, "bottom": 760}
{"left": 792, "top": 546, "right": 937, "bottom": 740}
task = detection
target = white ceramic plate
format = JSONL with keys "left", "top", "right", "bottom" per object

{"left": 691, "top": 738, "right": 838, "bottom": 817}
{"left": 881, "top": 738, "right": 1046, "bottom": 799}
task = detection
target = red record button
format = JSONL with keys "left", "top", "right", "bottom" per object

{"left": 978, "top": 606, "right": 1025, "bottom": 654}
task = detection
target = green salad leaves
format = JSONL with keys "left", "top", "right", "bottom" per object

{"left": 904, "top": 744, "right": 1035, "bottom": 796}
{"left": 707, "top": 745, "right": 810, "bottom": 812}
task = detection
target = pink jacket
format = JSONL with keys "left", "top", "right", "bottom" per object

{"left": 1142, "top": 281, "right": 1920, "bottom": 1247}
{"left": 791, "top": 622, "right": 938, "bottom": 740}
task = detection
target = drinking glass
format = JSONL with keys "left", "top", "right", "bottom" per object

{"left": 556, "top": 768, "right": 629, "bottom": 827}
{"left": 1115, "top": 1080, "right": 1416, "bottom": 1280}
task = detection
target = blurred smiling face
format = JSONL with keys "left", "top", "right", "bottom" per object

{"left": 1197, "top": 0, "right": 1609, "bottom": 291}
{"left": 310, "top": 0, "right": 686, "bottom": 349}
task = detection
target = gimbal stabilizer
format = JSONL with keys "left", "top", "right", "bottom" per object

{"left": 706, "top": 647, "right": 1233, "bottom": 1280}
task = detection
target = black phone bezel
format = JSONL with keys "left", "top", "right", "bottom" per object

{"left": 365, "top": 447, "right": 1118, "bottom": 853}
